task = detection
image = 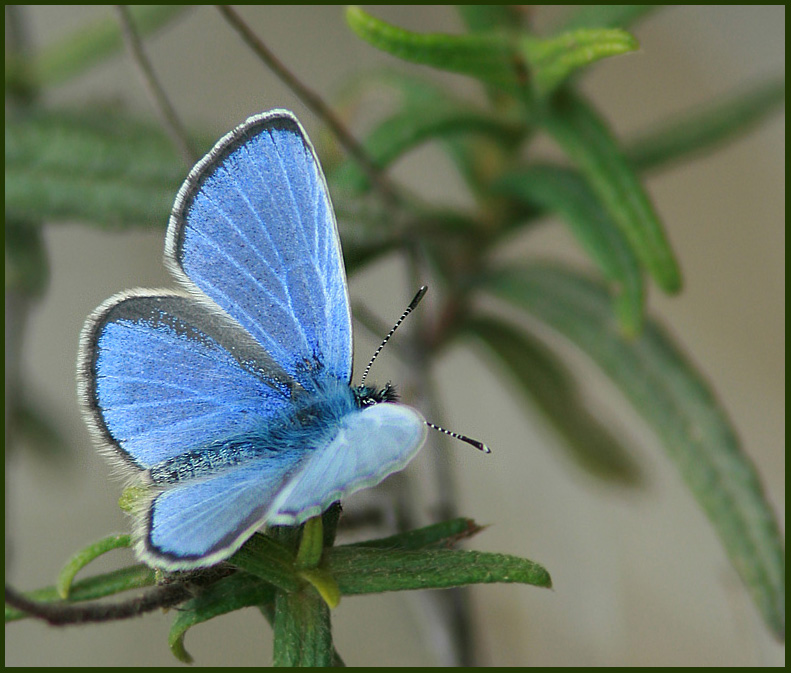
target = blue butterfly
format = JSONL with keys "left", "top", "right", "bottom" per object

{"left": 78, "top": 110, "right": 428, "bottom": 570}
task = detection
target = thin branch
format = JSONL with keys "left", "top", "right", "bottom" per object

{"left": 5, "top": 566, "right": 236, "bottom": 626}
{"left": 216, "top": 5, "right": 401, "bottom": 206}
{"left": 5, "top": 583, "right": 191, "bottom": 626}
{"left": 114, "top": 5, "right": 197, "bottom": 166}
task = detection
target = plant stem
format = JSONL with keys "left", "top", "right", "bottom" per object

{"left": 115, "top": 5, "right": 197, "bottom": 166}
{"left": 216, "top": 5, "right": 401, "bottom": 207}
{"left": 272, "top": 586, "right": 334, "bottom": 666}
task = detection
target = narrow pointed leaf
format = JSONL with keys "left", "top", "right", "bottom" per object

{"left": 542, "top": 91, "right": 682, "bottom": 292}
{"left": 273, "top": 589, "right": 334, "bottom": 667}
{"left": 497, "top": 164, "right": 644, "bottom": 334}
{"left": 346, "top": 6, "right": 521, "bottom": 90}
{"left": 521, "top": 29, "right": 639, "bottom": 96}
{"left": 626, "top": 78, "right": 786, "bottom": 172}
{"left": 332, "top": 103, "right": 523, "bottom": 193}
{"left": 295, "top": 517, "right": 324, "bottom": 570}
{"left": 347, "top": 8, "right": 638, "bottom": 100}
{"left": 297, "top": 569, "right": 341, "bottom": 610}
{"left": 6, "top": 6, "right": 189, "bottom": 89}
{"left": 328, "top": 546, "right": 551, "bottom": 595}
{"left": 464, "top": 317, "right": 641, "bottom": 484}
{"left": 5, "top": 109, "right": 192, "bottom": 227}
{"left": 482, "top": 263, "right": 785, "bottom": 638}
{"left": 56, "top": 534, "right": 132, "bottom": 599}
{"left": 330, "top": 68, "right": 520, "bottom": 195}
{"left": 168, "top": 572, "right": 276, "bottom": 664}
{"left": 349, "top": 518, "right": 484, "bottom": 551}
{"left": 555, "top": 5, "right": 660, "bottom": 31}
{"left": 6, "top": 565, "right": 155, "bottom": 622}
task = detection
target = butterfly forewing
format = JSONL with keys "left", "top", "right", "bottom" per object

{"left": 79, "top": 291, "right": 293, "bottom": 470}
{"left": 166, "top": 111, "right": 353, "bottom": 388}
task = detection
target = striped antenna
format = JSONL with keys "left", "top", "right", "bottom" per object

{"left": 426, "top": 422, "right": 491, "bottom": 453}
{"left": 360, "top": 286, "right": 428, "bottom": 386}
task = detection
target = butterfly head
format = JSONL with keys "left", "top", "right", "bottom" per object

{"left": 353, "top": 381, "right": 399, "bottom": 408}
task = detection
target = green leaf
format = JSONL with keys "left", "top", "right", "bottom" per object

{"left": 481, "top": 263, "right": 785, "bottom": 638}
{"left": 168, "top": 572, "right": 276, "bottom": 664}
{"left": 6, "top": 565, "right": 155, "bottom": 622}
{"left": 332, "top": 102, "right": 523, "bottom": 193}
{"left": 542, "top": 91, "right": 682, "bottom": 293}
{"left": 328, "top": 546, "right": 551, "bottom": 595}
{"left": 297, "top": 569, "right": 341, "bottom": 610}
{"left": 229, "top": 533, "right": 301, "bottom": 593}
{"left": 6, "top": 6, "right": 190, "bottom": 89}
{"left": 295, "top": 516, "right": 325, "bottom": 570}
{"left": 555, "top": 5, "right": 660, "bottom": 32}
{"left": 273, "top": 589, "right": 334, "bottom": 667}
{"left": 5, "top": 109, "right": 191, "bottom": 228}
{"left": 347, "top": 8, "right": 638, "bottom": 99}
{"left": 346, "top": 6, "right": 521, "bottom": 90}
{"left": 350, "top": 517, "right": 484, "bottom": 550}
{"left": 56, "top": 534, "right": 132, "bottom": 599}
{"left": 521, "top": 29, "right": 639, "bottom": 97}
{"left": 463, "top": 316, "right": 641, "bottom": 484}
{"left": 330, "top": 68, "right": 521, "bottom": 196}
{"left": 496, "top": 164, "right": 644, "bottom": 334}
{"left": 626, "top": 78, "right": 787, "bottom": 172}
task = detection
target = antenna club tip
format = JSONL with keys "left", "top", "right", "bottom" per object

{"left": 408, "top": 286, "right": 428, "bottom": 310}
{"left": 425, "top": 421, "right": 489, "bottom": 454}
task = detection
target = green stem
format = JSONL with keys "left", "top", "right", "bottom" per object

{"left": 273, "top": 589, "right": 334, "bottom": 667}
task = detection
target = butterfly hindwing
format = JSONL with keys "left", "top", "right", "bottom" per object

{"left": 141, "top": 456, "right": 306, "bottom": 569}
{"left": 165, "top": 110, "right": 353, "bottom": 389}
{"left": 140, "top": 402, "right": 427, "bottom": 569}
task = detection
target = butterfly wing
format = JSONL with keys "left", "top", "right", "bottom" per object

{"left": 269, "top": 403, "right": 428, "bottom": 525}
{"left": 136, "top": 402, "right": 427, "bottom": 569}
{"left": 80, "top": 291, "right": 316, "bottom": 569}
{"left": 78, "top": 291, "right": 295, "bottom": 470}
{"left": 165, "top": 110, "right": 352, "bottom": 389}
{"left": 139, "top": 457, "right": 304, "bottom": 570}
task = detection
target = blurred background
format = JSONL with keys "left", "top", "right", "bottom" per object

{"left": 5, "top": 5, "right": 784, "bottom": 666}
